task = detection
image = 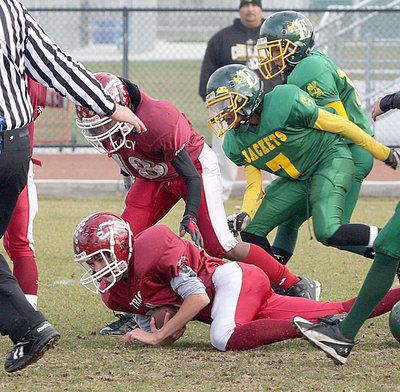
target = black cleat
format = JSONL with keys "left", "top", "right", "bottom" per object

{"left": 100, "top": 313, "right": 138, "bottom": 336}
{"left": 291, "top": 316, "right": 357, "bottom": 365}
{"left": 5, "top": 321, "right": 60, "bottom": 373}
{"left": 317, "top": 313, "right": 346, "bottom": 325}
{"left": 285, "top": 277, "right": 321, "bottom": 301}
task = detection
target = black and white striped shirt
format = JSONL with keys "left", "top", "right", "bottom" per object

{"left": 0, "top": 0, "right": 116, "bottom": 130}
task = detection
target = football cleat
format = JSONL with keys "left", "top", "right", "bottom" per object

{"left": 317, "top": 313, "right": 346, "bottom": 325}
{"left": 285, "top": 277, "right": 322, "bottom": 301}
{"left": 4, "top": 321, "right": 60, "bottom": 373}
{"left": 100, "top": 313, "right": 138, "bottom": 336}
{"left": 291, "top": 316, "right": 357, "bottom": 365}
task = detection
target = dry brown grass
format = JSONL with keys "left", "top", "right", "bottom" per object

{"left": 0, "top": 196, "right": 399, "bottom": 392}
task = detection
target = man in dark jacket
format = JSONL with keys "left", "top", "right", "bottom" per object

{"left": 199, "top": 0, "right": 277, "bottom": 99}
{"left": 199, "top": 0, "right": 281, "bottom": 201}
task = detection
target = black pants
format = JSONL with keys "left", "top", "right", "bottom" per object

{"left": 0, "top": 127, "right": 45, "bottom": 343}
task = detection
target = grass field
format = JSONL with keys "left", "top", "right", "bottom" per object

{"left": 1, "top": 196, "right": 400, "bottom": 391}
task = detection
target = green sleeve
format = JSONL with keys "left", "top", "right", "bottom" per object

{"left": 306, "top": 71, "right": 340, "bottom": 106}
{"left": 286, "top": 88, "right": 320, "bottom": 130}
{"left": 320, "top": 105, "right": 338, "bottom": 115}
{"left": 288, "top": 54, "right": 340, "bottom": 106}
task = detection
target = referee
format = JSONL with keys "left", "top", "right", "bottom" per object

{"left": 0, "top": 0, "right": 146, "bottom": 373}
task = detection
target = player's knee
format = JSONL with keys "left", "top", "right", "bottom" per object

{"left": 314, "top": 226, "right": 338, "bottom": 245}
{"left": 373, "top": 236, "right": 384, "bottom": 255}
{"left": 209, "top": 326, "right": 233, "bottom": 352}
{"left": 224, "top": 242, "right": 250, "bottom": 261}
{"left": 322, "top": 226, "right": 351, "bottom": 246}
{"left": 373, "top": 236, "right": 396, "bottom": 259}
{"left": 354, "top": 169, "right": 370, "bottom": 183}
{"left": 354, "top": 158, "right": 373, "bottom": 181}
{"left": 314, "top": 220, "right": 346, "bottom": 246}
{"left": 4, "top": 247, "right": 34, "bottom": 261}
{"left": 210, "top": 336, "right": 228, "bottom": 352}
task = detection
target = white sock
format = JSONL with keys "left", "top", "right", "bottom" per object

{"left": 368, "top": 226, "right": 379, "bottom": 247}
{"left": 25, "top": 294, "right": 38, "bottom": 311}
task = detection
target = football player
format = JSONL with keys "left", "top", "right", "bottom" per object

{"left": 293, "top": 202, "right": 400, "bottom": 364}
{"left": 292, "top": 94, "right": 400, "bottom": 364}
{"left": 205, "top": 64, "right": 399, "bottom": 260}
{"left": 255, "top": 11, "right": 378, "bottom": 264}
{"left": 73, "top": 212, "right": 400, "bottom": 352}
{"left": 2, "top": 76, "right": 47, "bottom": 311}
{"left": 75, "top": 73, "right": 321, "bottom": 332}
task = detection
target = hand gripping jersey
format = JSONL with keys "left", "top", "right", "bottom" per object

{"left": 287, "top": 50, "right": 373, "bottom": 138}
{"left": 223, "top": 84, "right": 352, "bottom": 180}
{"left": 111, "top": 92, "right": 204, "bottom": 182}
{"left": 101, "top": 225, "right": 225, "bottom": 324}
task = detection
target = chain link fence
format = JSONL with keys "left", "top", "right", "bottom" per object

{"left": 30, "top": 5, "right": 400, "bottom": 149}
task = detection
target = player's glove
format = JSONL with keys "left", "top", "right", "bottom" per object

{"left": 227, "top": 212, "right": 251, "bottom": 237}
{"left": 179, "top": 215, "right": 204, "bottom": 248}
{"left": 384, "top": 148, "right": 400, "bottom": 170}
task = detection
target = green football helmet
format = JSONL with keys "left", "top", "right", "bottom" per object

{"left": 257, "top": 11, "right": 314, "bottom": 79}
{"left": 205, "top": 64, "right": 264, "bottom": 138}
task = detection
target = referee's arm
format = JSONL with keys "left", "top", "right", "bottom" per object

{"left": 20, "top": 2, "right": 146, "bottom": 132}
{"left": 23, "top": 9, "right": 115, "bottom": 116}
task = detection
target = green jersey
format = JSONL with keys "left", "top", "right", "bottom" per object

{"left": 287, "top": 50, "right": 373, "bottom": 137}
{"left": 223, "top": 84, "right": 352, "bottom": 181}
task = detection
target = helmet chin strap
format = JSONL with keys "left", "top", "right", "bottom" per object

{"left": 235, "top": 118, "right": 251, "bottom": 133}
{"left": 283, "top": 63, "right": 295, "bottom": 77}
{"left": 235, "top": 99, "right": 263, "bottom": 133}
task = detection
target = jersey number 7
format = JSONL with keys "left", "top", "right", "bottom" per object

{"left": 266, "top": 153, "right": 301, "bottom": 178}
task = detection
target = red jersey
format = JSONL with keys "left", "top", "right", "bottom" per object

{"left": 26, "top": 76, "right": 47, "bottom": 152}
{"left": 101, "top": 225, "right": 225, "bottom": 323}
{"left": 27, "top": 76, "right": 47, "bottom": 121}
{"left": 111, "top": 92, "right": 204, "bottom": 182}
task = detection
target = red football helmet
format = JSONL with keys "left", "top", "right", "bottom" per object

{"left": 73, "top": 212, "right": 133, "bottom": 294}
{"left": 75, "top": 72, "right": 134, "bottom": 154}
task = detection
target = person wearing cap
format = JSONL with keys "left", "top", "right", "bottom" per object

{"left": 199, "top": 0, "right": 281, "bottom": 201}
